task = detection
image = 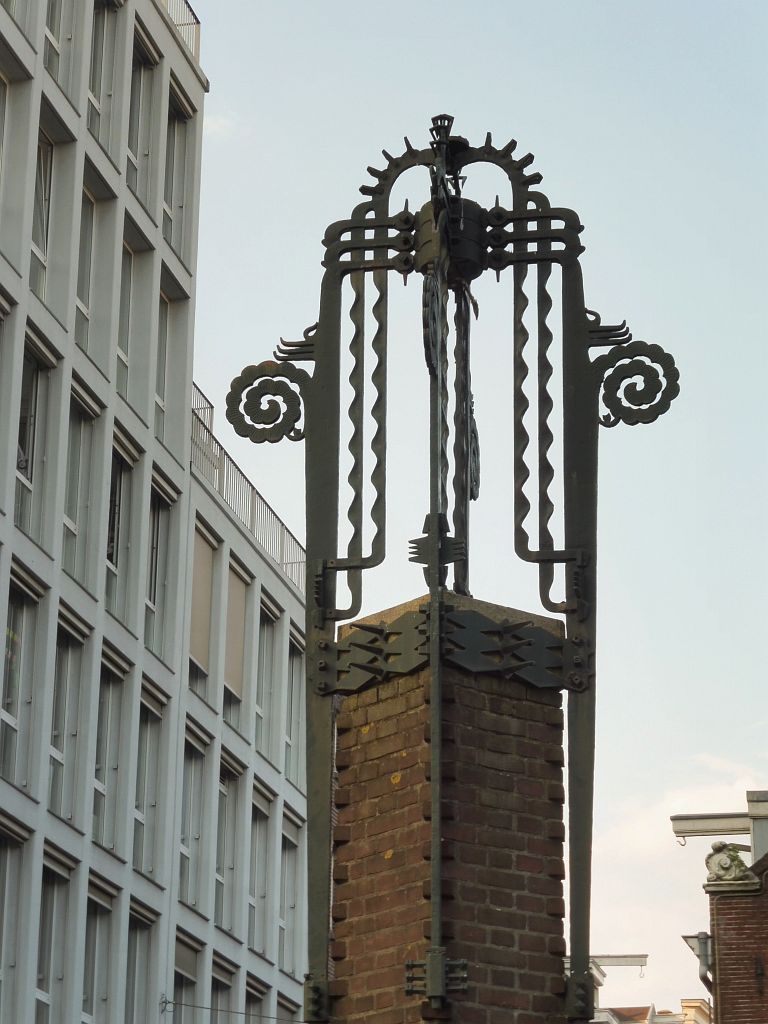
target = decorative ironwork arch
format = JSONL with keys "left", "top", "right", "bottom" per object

{"left": 227, "top": 115, "right": 679, "bottom": 1023}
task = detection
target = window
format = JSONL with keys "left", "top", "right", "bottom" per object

{"left": 277, "top": 999, "right": 301, "bottom": 1024}
{"left": 36, "top": 858, "right": 71, "bottom": 1022}
{"left": 163, "top": 88, "right": 191, "bottom": 253}
{"left": 1, "top": 581, "right": 38, "bottom": 788}
{"left": 245, "top": 981, "right": 265, "bottom": 1024}
{"left": 179, "top": 737, "right": 205, "bottom": 906}
{"left": 284, "top": 640, "right": 304, "bottom": 786}
{"left": 44, "top": 0, "right": 63, "bottom": 81}
{"left": 224, "top": 565, "right": 248, "bottom": 730}
{"left": 0, "top": 832, "right": 23, "bottom": 1019}
{"left": 215, "top": 763, "right": 240, "bottom": 931}
{"left": 63, "top": 388, "right": 97, "bottom": 582}
{"left": 189, "top": 527, "right": 215, "bottom": 700}
{"left": 278, "top": 820, "right": 299, "bottom": 975}
{"left": 30, "top": 131, "right": 54, "bottom": 299}
{"left": 125, "top": 909, "right": 153, "bottom": 1023}
{"left": 126, "top": 35, "right": 157, "bottom": 204}
{"left": 82, "top": 881, "right": 114, "bottom": 1024}
{"left": 15, "top": 344, "right": 51, "bottom": 538}
{"left": 133, "top": 687, "right": 163, "bottom": 875}
{"left": 210, "top": 961, "right": 234, "bottom": 1024}
{"left": 116, "top": 244, "right": 132, "bottom": 398}
{"left": 255, "top": 606, "right": 277, "bottom": 757}
{"left": 248, "top": 792, "right": 270, "bottom": 955}
{"left": 173, "top": 933, "right": 199, "bottom": 1024}
{"left": 87, "top": 2, "right": 105, "bottom": 135}
{"left": 92, "top": 665, "right": 122, "bottom": 849}
{"left": 144, "top": 486, "right": 170, "bottom": 656}
{"left": 154, "top": 293, "right": 169, "bottom": 441}
{"left": 75, "top": 191, "right": 95, "bottom": 350}
{"left": 105, "top": 434, "right": 137, "bottom": 621}
{"left": 87, "top": 1, "right": 118, "bottom": 144}
{"left": 48, "top": 627, "right": 83, "bottom": 821}
{"left": 0, "top": 76, "right": 7, "bottom": 187}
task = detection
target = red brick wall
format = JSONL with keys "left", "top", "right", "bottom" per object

{"left": 709, "top": 857, "right": 768, "bottom": 1024}
{"left": 332, "top": 667, "right": 432, "bottom": 1024}
{"left": 330, "top": 617, "right": 566, "bottom": 1024}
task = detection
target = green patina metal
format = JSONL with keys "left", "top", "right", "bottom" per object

{"left": 227, "top": 115, "right": 679, "bottom": 1023}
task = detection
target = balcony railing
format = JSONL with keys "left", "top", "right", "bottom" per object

{"left": 159, "top": 0, "right": 201, "bottom": 61}
{"left": 190, "top": 386, "right": 305, "bottom": 593}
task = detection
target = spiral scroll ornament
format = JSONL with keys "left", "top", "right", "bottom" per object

{"left": 226, "top": 360, "right": 309, "bottom": 443}
{"left": 594, "top": 341, "right": 680, "bottom": 428}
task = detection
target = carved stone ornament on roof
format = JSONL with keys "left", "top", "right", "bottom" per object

{"left": 705, "top": 841, "right": 757, "bottom": 883}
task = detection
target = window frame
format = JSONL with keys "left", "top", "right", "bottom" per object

{"left": 248, "top": 791, "right": 271, "bottom": 955}
{"left": 278, "top": 819, "right": 300, "bottom": 976}
{"left": 126, "top": 31, "right": 159, "bottom": 204}
{"left": 15, "top": 341, "right": 53, "bottom": 538}
{"left": 82, "top": 886, "right": 113, "bottom": 1023}
{"left": 144, "top": 485, "right": 171, "bottom": 655}
{"left": 35, "top": 858, "right": 71, "bottom": 1021}
{"left": 125, "top": 909, "right": 153, "bottom": 1023}
{"left": 30, "top": 130, "right": 54, "bottom": 299}
{"left": 163, "top": 84, "right": 193, "bottom": 253}
{"left": 1, "top": 577, "right": 40, "bottom": 790}
{"left": 62, "top": 386, "right": 99, "bottom": 583}
{"left": 214, "top": 762, "right": 240, "bottom": 932}
{"left": 43, "top": 0, "right": 64, "bottom": 82}
{"left": 0, "top": 829, "right": 24, "bottom": 1020}
{"left": 92, "top": 664, "right": 123, "bottom": 850}
{"left": 132, "top": 686, "right": 164, "bottom": 876}
{"left": 255, "top": 603, "right": 278, "bottom": 759}
{"left": 179, "top": 734, "right": 205, "bottom": 907}
{"left": 116, "top": 243, "right": 132, "bottom": 398}
{"left": 284, "top": 638, "right": 304, "bottom": 786}
{"left": 48, "top": 625, "right": 84, "bottom": 822}
{"left": 154, "top": 292, "right": 169, "bottom": 441}
{"left": 75, "top": 189, "right": 96, "bottom": 350}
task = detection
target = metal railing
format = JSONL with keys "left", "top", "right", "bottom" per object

{"left": 158, "top": 0, "right": 201, "bottom": 61}
{"left": 190, "top": 403, "right": 306, "bottom": 594}
{"left": 192, "top": 382, "right": 214, "bottom": 430}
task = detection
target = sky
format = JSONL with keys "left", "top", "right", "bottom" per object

{"left": 189, "top": 0, "right": 768, "bottom": 1011}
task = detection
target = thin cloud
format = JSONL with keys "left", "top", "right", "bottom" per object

{"left": 203, "top": 112, "right": 239, "bottom": 139}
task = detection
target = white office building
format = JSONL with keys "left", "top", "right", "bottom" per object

{"left": 0, "top": 1, "right": 308, "bottom": 1021}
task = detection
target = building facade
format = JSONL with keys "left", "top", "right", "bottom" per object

{"left": 0, "top": 1, "right": 307, "bottom": 1021}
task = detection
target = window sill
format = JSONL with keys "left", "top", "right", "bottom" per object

{"left": 177, "top": 898, "right": 209, "bottom": 924}
{"left": 247, "top": 947, "right": 274, "bottom": 968}
{"left": 214, "top": 922, "right": 244, "bottom": 946}
{"left": 132, "top": 866, "right": 166, "bottom": 892}
{"left": 92, "top": 840, "right": 127, "bottom": 867}
{"left": 47, "top": 808, "right": 85, "bottom": 837}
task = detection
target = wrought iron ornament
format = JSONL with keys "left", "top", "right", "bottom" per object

{"left": 227, "top": 115, "right": 679, "bottom": 1024}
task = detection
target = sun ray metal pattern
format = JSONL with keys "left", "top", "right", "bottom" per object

{"left": 226, "top": 115, "right": 679, "bottom": 1024}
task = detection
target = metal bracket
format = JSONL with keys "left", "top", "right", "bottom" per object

{"left": 442, "top": 607, "right": 569, "bottom": 690}
{"left": 409, "top": 515, "right": 467, "bottom": 568}
{"left": 331, "top": 611, "right": 429, "bottom": 695}
{"left": 326, "top": 605, "right": 591, "bottom": 695}
{"left": 304, "top": 977, "right": 330, "bottom": 1023}
{"left": 564, "top": 972, "right": 594, "bottom": 1022}
{"left": 405, "top": 952, "right": 468, "bottom": 997}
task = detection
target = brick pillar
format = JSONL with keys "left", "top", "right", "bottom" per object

{"left": 707, "top": 851, "right": 768, "bottom": 1024}
{"left": 329, "top": 595, "right": 567, "bottom": 1024}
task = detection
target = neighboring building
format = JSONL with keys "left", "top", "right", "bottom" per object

{"left": 593, "top": 1001, "right": 711, "bottom": 1024}
{"left": 674, "top": 791, "right": 768, "bottom": 1024}
{"left": 0, "top": 2, "right": 307, "bottom": 1022}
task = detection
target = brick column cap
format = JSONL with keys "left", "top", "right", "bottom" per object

{"left": 341, "top": 590, "right": 564, "bottom": 641}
